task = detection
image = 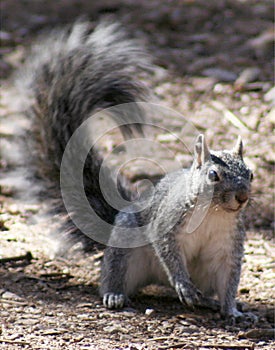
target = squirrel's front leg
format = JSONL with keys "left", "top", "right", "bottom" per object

{"left": 152, "top": 231, "right": 203, "bottom": 308}
{"left": 217, "top": 226, "right": 257, "bottom": 324}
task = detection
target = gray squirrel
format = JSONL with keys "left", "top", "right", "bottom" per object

{"left": 101, "top": 134, "right": 255, "bottom": 324}
{"left": 17, "top": 20, "right": 254, "bottom": 323}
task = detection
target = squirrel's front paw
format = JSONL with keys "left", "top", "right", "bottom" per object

{"left": 175, "top": 281, "right": 202, "bottom": 308}
{"left": 103, "top": 293, "right": 126, "bottom": 309}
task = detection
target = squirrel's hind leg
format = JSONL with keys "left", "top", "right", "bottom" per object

{"left": 100, "top": 247, "right": 129, "bottom": 309}
{"left": 100, "top": 246, "right": 152, "bottom": 309}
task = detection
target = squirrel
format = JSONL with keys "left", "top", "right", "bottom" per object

{"left": 16, "top": 20, "right": 255, "bottom": 323}
{"left": 100, "top": 134, "right": 255, "bottom": 323}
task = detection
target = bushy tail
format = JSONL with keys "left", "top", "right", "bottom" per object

{"left": 17, "top": 20, "right": 153, "bottom": 252}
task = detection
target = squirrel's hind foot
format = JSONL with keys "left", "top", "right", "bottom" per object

{"left": 223, "top": 308, "right": 258, "bottom": 325}
{"left": 103, "top": 293, "right": 126, "bottom": 309}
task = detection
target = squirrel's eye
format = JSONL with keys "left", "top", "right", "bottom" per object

{"left": 208, "top": 170, "right": 219, "bottom": 182}
{"left": 250, "top": 172, "right": 254, "bottom": 182}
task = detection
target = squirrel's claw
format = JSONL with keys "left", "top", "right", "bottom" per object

{"left": 175, "top": 281, "right": 202, "bottom": 308}
{"left": 103, "top": 293, "right": 125, "bottom": 309}
{"left": 175, "top": 281, "right": 221, "bottom": 312}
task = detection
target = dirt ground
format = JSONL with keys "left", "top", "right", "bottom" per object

{"left": 0, "top": 0, "right": 274, "bottom": 349}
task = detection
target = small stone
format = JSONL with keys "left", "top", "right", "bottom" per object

{"left": 2, "top": 291, "right": 23, "bottom": 301}
{"left": 103, "top": 325, "right": 129, "bottom": 334}
{"left": 16, "top": 318, "right": 39, "bottom": 326}
{"left": 191, "top": 77, "right": 216, "bottom": 92}
{"left": 7, "top": 204, "right": 20, "bottom": 215}
{"left": 145, "top": 308, "right": 155, "bottom": 316}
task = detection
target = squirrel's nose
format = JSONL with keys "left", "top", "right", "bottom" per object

{"left": 235, "top": 191, "right": 248, "bottom": 204}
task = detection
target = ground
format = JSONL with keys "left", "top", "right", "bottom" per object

{"left": 0, "top": 0, "right": 274, "bottom": 349}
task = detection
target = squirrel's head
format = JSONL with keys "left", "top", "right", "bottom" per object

{"left": 192, "top": 134, "right": 253, "bottom": 213}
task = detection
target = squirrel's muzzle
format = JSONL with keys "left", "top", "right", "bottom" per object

{"left": 235, "top": 191, "right": 249, "bottom": 204}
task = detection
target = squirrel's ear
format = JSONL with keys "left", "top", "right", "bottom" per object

{"left": 194, "top": 134, "right": 211, "bottom": 167}
{"left": 232, "top": 135, "right": 243, "bottom": 158}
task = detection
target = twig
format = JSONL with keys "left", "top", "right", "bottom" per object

{"left": 0, "top": 251, "right": 33, "bottom": 264}
{"left": 0, "top": 339, "right": 30, "bottom": 345}
{"left": 197, "top": 345, "right": 254, "bottom": 350}
{"left": 158, "top": 342, "right": 197, "bottom": 349}
{"left": 39, "top": 272, "right": 73, "bottom": 279}
{"left": 149, "top": 336, "right": 174, "bottom": 341}
{"left": 239, "top": 328, "right": 275, "bottom": 339}
{"left": 158, "top": 343, "right": 254, "bottom": 350}
{"left": 0, "top": 299, "right": 28, "bottom": 306}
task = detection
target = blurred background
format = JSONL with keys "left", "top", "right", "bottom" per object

{"left": 1, "top": 0, "right": 274, "bottom": 231}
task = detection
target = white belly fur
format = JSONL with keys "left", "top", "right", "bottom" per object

{"left": 177, "top": 209, "right": 237, "bottom": 296}
{"left": 124, "top": 209, "right": 237, "bottom": 299}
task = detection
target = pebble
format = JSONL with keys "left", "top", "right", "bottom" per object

{"left": 7, "top": 204, "right": 20, "bottom": 215}
{"left": 191, "top": 77, "right": 216, "bottom": 92}
{"left": 2, "top": 291, "right": 23, "bottom": 301}
{"left": 16, "top": 318, "right": 39, "bottom": 325}
{"left": 103, "top": 325, "right": 129, "bottom": 334}
{"left": 145, "top": 308, "right": 155, "bottom": 316}
{"left": 77, "top": 313, "right": 92, "bottom": 320}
